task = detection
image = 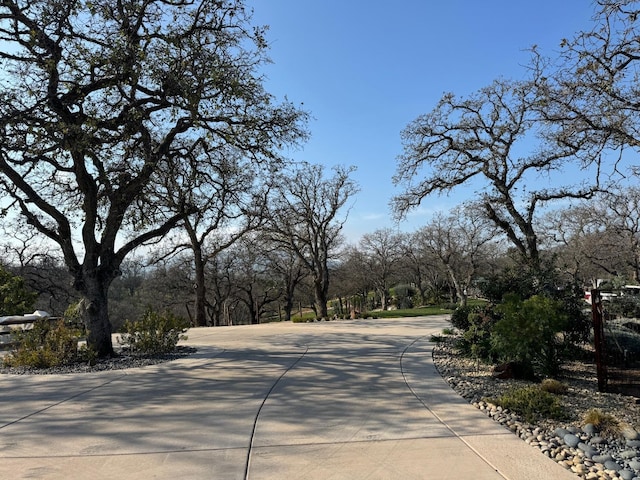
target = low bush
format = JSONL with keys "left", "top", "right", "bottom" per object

{"left": 119, "top": 308, "right": 189, "bottom": 355}
{"left": 609, "top": 295, "right": 640, "bottom": 319}
{"left": 540, "top": 378, "right": 568, "bottom": 395}
{"left": 292, "top": 317, "right": 313, "bottom": 323}
{"left": 0, "top": 265, "right": 37, "bottom": 316}
{"left": 450, "top": 305, "right": 473, "bottom": 331}
{"left": 490, "top": 385, "right": 565, "bottom": 423}
{"left": 391, "top": 284, "right": 416, "bottom": 310}
{"left": 3, "top": 319, "right": 83, "bottom": 368}
{"left": 62, "top": 300, "right": 88, "bottom": 334}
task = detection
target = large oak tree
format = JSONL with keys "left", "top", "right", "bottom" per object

{"left": 0, "top": 0, "right": 307, "bottom": 356}
{"left": 392, "top": 78, "right": 598, "bottom": 270}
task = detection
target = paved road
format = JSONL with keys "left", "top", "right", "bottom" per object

{"left": 0, "top": 316, "right": 576, "bottom": 479}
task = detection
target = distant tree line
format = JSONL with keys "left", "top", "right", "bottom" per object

{"left": 3, "top": 183, "right": 640, "bottom": 332}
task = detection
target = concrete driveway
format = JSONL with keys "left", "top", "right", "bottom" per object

{"left": 0, "top": 315, "right": 576, "bottom": 479}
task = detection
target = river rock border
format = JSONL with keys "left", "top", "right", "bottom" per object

{"left": 433, "top": 340, "right": 640, "bottom": 480}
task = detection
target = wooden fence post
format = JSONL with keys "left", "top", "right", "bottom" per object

{"left": 591, "top": 289, "right": 608, "bottom": 392}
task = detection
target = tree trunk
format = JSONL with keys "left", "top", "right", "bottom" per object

{"left": 380, "top": 288, "right": 389, "bottom": 310}
{"left": 246, "top": 296, "right": 259, "bottom": 325}
{"left": 313, "top": 273, "right": 329, "bottom": 319}
{"left": 446, "top": 266, "right": 467, "bottom": 307}
{"left": 193, "top": 250, "right": 207, "bottom": 327}
{"left": 79, "top": 281, "right": 114, "bottom": 358}
{"left": 281, "top": 277, "right": 297, "bottom": 321}
{"left": 283, "top": 296, "right": 294, "bottom": 321}
{"left": 186, "top": 221, "right": 208, "bottom": 327}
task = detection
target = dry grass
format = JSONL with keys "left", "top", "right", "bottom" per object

{"left": 582, "top": 408, "right": 621, "bottom": 437}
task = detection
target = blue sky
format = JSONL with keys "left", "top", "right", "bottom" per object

{"left": 247, "top": 1, "right": 598, "bottom": 242}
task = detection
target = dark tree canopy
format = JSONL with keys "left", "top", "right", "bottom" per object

{"left": 0, "top": 0, "right": 307, "bottom": 356}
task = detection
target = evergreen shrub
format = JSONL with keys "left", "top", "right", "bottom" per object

{"left": 119, "top": 308, "right": 189, "bottom": 355}
{"left": 3, "top": 319, "right": 83, "bottom": 368}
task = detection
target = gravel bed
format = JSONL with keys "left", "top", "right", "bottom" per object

{"left": 0, "top": 346, "right": 197, "bottom": 375}
{"left": 434, "top": 339, "right": 640, "bottom": 480}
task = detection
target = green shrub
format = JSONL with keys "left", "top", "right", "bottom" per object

{"left": 610, "top": 295, "right": 640, "bottom": 318}
{"left": 292, "top": 317, "right": 313, "bottom": 323}
{"left": 491, "top": 386, "right": 565, "bottom": 423}
{"left": 0, "top": 265, "right": 36, "bottom": 316}
{"left": 392, "top": 284, "right": 416, "bottom": 310}
{"left": 119, "top": 308, "right": 189, "bottom": 355}
{"left": 458, "top": 305, "right": 499, "bottom": 362}
{"left": 450, "top": 305, "right": 473, "bottom": 331}
{"left": 63, "top": 300, "right": 88, "bottom": 334}
{"left": 3, "top": 319, "right": 82, "bottom": 368}
{"left": 606, "top": 321, "right": 640, "bottom": 360}
{"left": 478, "top": 266, "right": 542, "bottom": 304}
{"left": 491, "top": 295, "right": 568, "bottom": 377}
{"left": 550, "top": 283, "right": 591, "bottom": 346}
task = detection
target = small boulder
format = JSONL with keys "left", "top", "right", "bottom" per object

{"left": 618, "top": 469, "right": 635, "bottom": 480}
{"left": 564, "top": 433, "right": 580, "bottom": 448}
{"left": 604, "top": 460, "right": 622, "bottom": 471}
{"left": 577, "top": 442, "right": 598, "bottom": 459}
{"left": 592, "top": 454, "right": 613, "bottom": 464}
{"left": 627, "top": 459, "right": 640, "bottom": 470}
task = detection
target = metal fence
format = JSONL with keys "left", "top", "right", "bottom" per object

{"left": 591, "top": 289, "right": 640, "bottom": 397}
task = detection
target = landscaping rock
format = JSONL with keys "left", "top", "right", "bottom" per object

{"left": 432, "top": 340, "right": 640, "bottom": 480}
{"left": 604, "top": 459, "right": 622, "bottom": 471}
{"left": 564, "top": 433, "right": 581, "bottom": 448}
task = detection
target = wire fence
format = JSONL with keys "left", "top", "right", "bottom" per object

{"left": 592, "top": 289, "right": 640, "bottom": 397}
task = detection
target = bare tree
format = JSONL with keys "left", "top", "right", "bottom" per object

{"left": 205, "top": 250, "right": 239, "bottom": 326}
{"left": 415, "top": 206, "right": 497, "bottom": 306}
{"left": 157, "top": 148, "right": 271, "bottom": 327}
{"left": 263, "top": 244, "right": 308, "bottom": 322}
{"left": 601, "top": 187, "right": 640, "bottom": 281}
{"left": 231, "top": 236, "right": 282, "bottom": 324}
{"left": 0, "top": 218, "right": 77, "bottom": 314}
{"left": 547, "top": 187, "right": 640, "bottom": 284}
{"left": 398, "top": 232, "right": 444, "bottom": 306}
{"left": 331, "top": 246, "right": 375, "bottom": 316}
{"left": 359, "top": 228, "right": 403, "bottom": 310}
{"left": 532, "top": 1, "right": 640, "bottom": 175}
{"left": 267, "top": 163, "right": 358, "bottom": 319}
{"left": 544, "top": 204, "right": 617, "bottom": 286}
{"left": 392, "top": 78, "right": 598, "bottom": 270}
{"left": 0, "top": 0, "right": 307, "bottom": 355}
